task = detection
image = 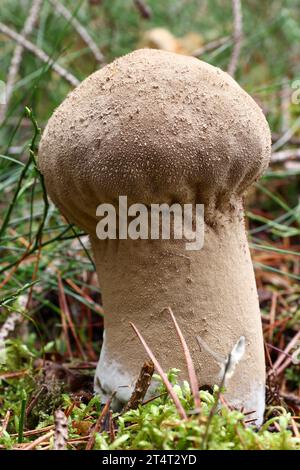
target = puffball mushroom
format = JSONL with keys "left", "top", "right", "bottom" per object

{"left": 39, "top": 49, "right": 271, "bottom": 425}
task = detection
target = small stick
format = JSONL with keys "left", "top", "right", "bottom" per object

{"left": 192, "top": 36, "right": 230, "bottom": 57}
{"left": 272, "top": 132, "right": 300, "bottom": 146}
{"left": 57, "top": 274, "right": 86, "bottom": 360}
{"left": 0, "top": 370, "right": 28, "bottom": 380}
{"left": 142, "top": 391, "right": 167, "bottom": 405}
{"left": 133, "top": 0, "right": 152, "bottom": 19}
{"left": 25, "top": 385, "right": 47, "bottom": 417}
{"left": 271, "top": 329, "right": 300, "bottom": 372}
{"left": 108, "top": 410, "right": 116, "bottom": 443}
{"left": 227, "top": 0, "right": 243, "bottom": 76}
{"left": 57, "top": 275, "right": 73, "bottom": 358}
{"left": 123, "top": 360, "right": 154, "bottom": 413}
{"left": 291, "top": 418, "right": 300, "bottom": 438}
{"left": 280, "top": 393, "right": 300, "bottom": 408}
{"left": 85, "top": 392, "right": 116, "bottom": 450}
{"left": 268, "top": 291, "right": 277, "bottom": 342}
{"left": 65, "top": 277, "right": 104, "bottom": 316}
{"left": 266, "top": 343, "right": 292, "bottom": 359}
{"left": 276, "top": 352, "right": 299, "bottom": 376}
{"left": 272, "top": 149, "right": 300, "bottom": 163}
{"left": 272, "top": 116, "right": 300, "bottom": 152}
{"left": 0, "top": 22, "right": 80, "bottom": 87}
{"left": 23, "top": 430, "right": 54, "bottom": 450}
{"left": 280, "top": 80, "right": 291, "bottom": 134}
{"left": 49, "top": 0, "right": 105, "bottom": 63}
{"left": 10, "top": 425, "right": 54, "bottom": 438}
{"left": 0, "top": 0, "right": 43, "bottom": 124}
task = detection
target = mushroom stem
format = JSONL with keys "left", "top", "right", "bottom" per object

{"left": 91, "top": 208, "right": 265, "bottom": 425}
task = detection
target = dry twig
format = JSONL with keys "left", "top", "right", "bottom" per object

{"left": 108, "top": 410, "right": 116, "bottom": 442}
{"left": 227, "top": 0, "right": 243, "bottom": 76}
{"left": 0, "top": 0, "right": 43, "bottom": 124}
{"left": 272, "top": 132, "right": 300, "bottom": 146}
{"left": 49, "top": 0, "right": 105, "bottom": 64}
{"left": 280, "top": 80, "right": 291, "bottom": 134}
{"left": 123, "top": 360, "right": 154, "bottom": 413}
{"left": 85, "top": 393, "right": 115, "bottom": 450}
{"left": 272, "top": 116, "right": 300, "bottom": 152}
{"left": 271, "top": 329, "right": 300, "bottom": 375}
{"left": 23, "top": 430, "right": 54, "bottom": 450}
{"left": 0, "top": 22, "right": 80, "bottom": 87}
{"left": 192, "top": 36, "right": 230, "bottom": 57}
{"left": 133, "top": 0, "right": 152, "bottom": 19}
{"left": 271, "top": 148, "right": 300, "bottom": 163}
{"left": 10, "top": 425, "right": 54, "bottom": 438}
{"left": 57, "top": 274, "right": 86, "bottom": 360}
{"left": 25, "top": 385, "right": 48, "bottom": 417}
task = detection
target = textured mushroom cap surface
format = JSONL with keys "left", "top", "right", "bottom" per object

{"left": 39, "top": 48, "right": 271, "bottom": 232}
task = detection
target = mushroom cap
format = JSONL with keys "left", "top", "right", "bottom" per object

{"left": 39, "top": 48, "right": 271, "bottom": 232}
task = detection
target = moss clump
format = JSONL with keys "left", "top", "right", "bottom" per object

{"left": 94, "top": 372, "right": 300, "bottom": 450}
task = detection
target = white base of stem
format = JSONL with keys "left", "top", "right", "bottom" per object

{"left": 94, "top": 333, "right": 265, "bottom": 426}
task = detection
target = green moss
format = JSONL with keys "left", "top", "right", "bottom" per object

{"left": 93, "top": 373, "right": 300, "bottom": 450}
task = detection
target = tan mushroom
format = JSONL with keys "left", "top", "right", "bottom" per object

{"left": 39, "top": 49, "right": 271, "bottom": 424}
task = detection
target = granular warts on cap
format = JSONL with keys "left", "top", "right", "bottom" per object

{"left": 39, "top": 48, "right": 271, "bottom": 232}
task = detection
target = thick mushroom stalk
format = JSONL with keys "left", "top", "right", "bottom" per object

{"left": 39, "top": 49, "right": 271, "bottom": 425}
